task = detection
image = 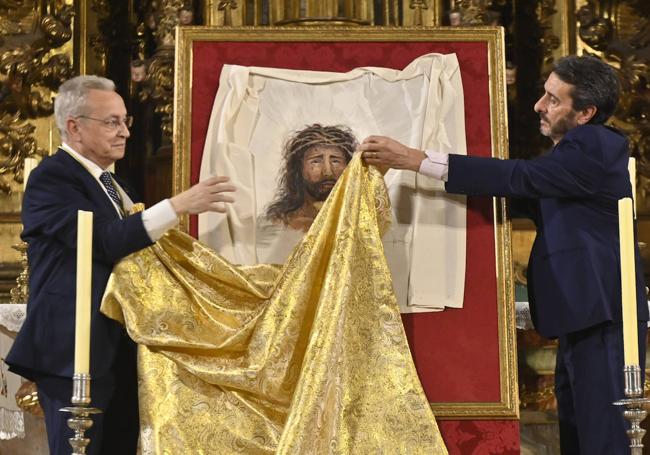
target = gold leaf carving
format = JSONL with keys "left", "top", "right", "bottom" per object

{"left": 0, "top": 113, "right": 44, "bottom": 192}
{"left": 0, "top": 2, "right": 73, "bottom": 194}
{"left": 577, "top": 0, "right": 650, "bottom": 213}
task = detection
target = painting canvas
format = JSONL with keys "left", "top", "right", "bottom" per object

{"left": 172, "top": 27, "right": 518, "bottom": 430}
{"left": 198, "top": 53, "right": 467, "bottom": 313}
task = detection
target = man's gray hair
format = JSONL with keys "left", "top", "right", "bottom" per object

{"left": 54, "top": 75, "right": 116, "bottom": 140}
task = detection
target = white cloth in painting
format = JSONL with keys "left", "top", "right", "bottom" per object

{"left": 199, "top": 53, "right": 467, "bottom": 312}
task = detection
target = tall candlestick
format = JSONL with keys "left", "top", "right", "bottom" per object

{"left": 74, "top": 210, "right": 93, "bottom": 375}
{"left": 23, "top": 157, "right": 38, "bottom": 192}
{"left": 629, "top": 157, "right": 637, "bottom": 218}
{"left": 619, "top": 198, "right": 639, "bottom": 366}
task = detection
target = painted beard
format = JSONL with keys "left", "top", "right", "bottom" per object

{"left": 304, "top": 178, "right": 337, "bottom": 201}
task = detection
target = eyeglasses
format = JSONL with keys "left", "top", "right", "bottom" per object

{"left": 76, "top": 115, "right": 133, "bottom": 131}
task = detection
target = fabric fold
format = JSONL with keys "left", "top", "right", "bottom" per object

{"left": 102, "top": 156, "right": 447, "bottom": 454}
{"left": 199, "top": 53, "right": 466, "bottom": 313}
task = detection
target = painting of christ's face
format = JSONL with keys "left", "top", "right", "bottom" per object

{"left": 302, "top": 146, "right": 348, "bottom": 201}
{"left": 264, "top": 124, "right": 356, "bottom": 229}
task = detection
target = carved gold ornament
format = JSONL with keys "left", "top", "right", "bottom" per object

{"left": 0, "top": 113, "right": 43, "bottom": 193}
{"left": 15, "top": 380, "right": 43, "bottom": 417}
{"left": 577, "top": 0, "right": 650, "bottom": 214}
{"left": 0, "top": 2, "right": 74, "bottom": 194}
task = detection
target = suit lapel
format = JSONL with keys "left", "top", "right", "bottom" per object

{"left": 54, "top": 149, "right": 122, "bottom": 219}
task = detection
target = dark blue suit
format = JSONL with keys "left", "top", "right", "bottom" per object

{"left": 445, "top": 124, "right": 648, "bottom": 454}
{"left": 6, "top": 148, "right": 153, "bottom": 454}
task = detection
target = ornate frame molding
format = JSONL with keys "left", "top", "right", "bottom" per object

{"left": 172, "top": 25, "right": 517, "bottom": 419}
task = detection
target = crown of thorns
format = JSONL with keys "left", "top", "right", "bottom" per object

{"left": 284, "top": 124, "right": 357, "bottom": 159}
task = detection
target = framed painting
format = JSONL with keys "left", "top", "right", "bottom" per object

{"left": 172, "top": 26, "right": 518, "bottom": 425}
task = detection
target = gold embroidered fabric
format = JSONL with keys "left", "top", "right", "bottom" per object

{"left": 101, "top": 156, "right": 448, "bottom": 455}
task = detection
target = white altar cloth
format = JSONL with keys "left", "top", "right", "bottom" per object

{"left": 0, "top": 303, "right": 26, "bottom": 439}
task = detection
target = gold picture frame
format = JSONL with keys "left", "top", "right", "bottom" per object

{"left": 172, "top": 26, "right": 517, "bottom": 419}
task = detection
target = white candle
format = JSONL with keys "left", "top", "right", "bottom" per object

{"left": 629, "top": 157, "right": 637, "bottom": 218}
{"left": 618, "top": 198, "right": 639, "bottom": 366}
{"left": 74, "top": 210, "right": 93, "bottom": 375}
{"left": 23, "top": 157, "right": 38, "bottom": 192}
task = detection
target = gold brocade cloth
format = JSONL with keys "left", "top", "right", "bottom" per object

{"left": 101, "top": 156, "right": 448, "bottom": 454}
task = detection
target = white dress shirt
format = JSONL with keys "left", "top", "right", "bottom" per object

{"left": 61, "top": 143, "right": 178, "bottom": 241}
{"left": 419, "top": 149, "right": 450, "bottom": 181}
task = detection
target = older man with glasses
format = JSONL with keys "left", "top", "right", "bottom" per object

{"left": 6, "top": 75, "right": 236, "bottom": 455}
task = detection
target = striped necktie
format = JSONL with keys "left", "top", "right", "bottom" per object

{"left": 99, "top": 171, "right": 123, "bottom": 213}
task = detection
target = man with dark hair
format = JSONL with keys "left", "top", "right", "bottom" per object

{"left": 361, "top": 55, "right": 647, "bottom": 454}
{"left": 266, "top": 124, "right": 356, "bottom": 231}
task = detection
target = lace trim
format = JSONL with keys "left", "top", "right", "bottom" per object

{"left": 515, "top": 301, "right": 534, "bottom": 330}
{"left": 0, "top": 408, "right": 25, "bottom": 439}
{"left": 0, "top": 304, "right": 26, "bottom": 333}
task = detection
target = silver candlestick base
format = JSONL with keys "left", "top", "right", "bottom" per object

{"left": 614, "top": 365, "right": 650, "bottom": 455}
{"left": 60, "top": 373, "right": 102, "bottom": 455}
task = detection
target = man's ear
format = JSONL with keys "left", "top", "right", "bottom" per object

{"left": 576, "top": 105, "right": 597, "bottom": 125}
{"left": 66, "top": 118, "right": 80, "bottom": 141}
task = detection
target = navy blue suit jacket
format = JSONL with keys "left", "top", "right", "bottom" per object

{"left": 445, "top": 124, "right": 648, "bottom": 338}
{"left": 6, "top": 149, "right": 154, "bottom": 380}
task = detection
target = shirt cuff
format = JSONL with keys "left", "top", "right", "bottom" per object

{"left": 419, "top": 150, "right": 449, "bottom": 181}
{"left": 142, "top": 199, "right": 179, "bottom": 241}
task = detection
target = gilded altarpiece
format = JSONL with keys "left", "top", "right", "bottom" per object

{"left": 0, "top": 0, "right": 104, "bottom": 301}
{"left": 1, "top": 0, "right": 648, "bottom": 453}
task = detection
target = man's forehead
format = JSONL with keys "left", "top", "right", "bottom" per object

{"left": 85, "top": 89, "right": 126, "bottom": 112}
{"left": 545, "top": 72, "right": 573, "bottom": 98}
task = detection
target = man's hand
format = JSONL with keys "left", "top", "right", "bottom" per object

{"left": 360, "top": 136, "right": 426, "bottom": 172}
{"left": 169, "top": 176, "right": 236, "bottom": 215}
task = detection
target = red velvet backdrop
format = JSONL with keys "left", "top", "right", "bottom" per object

{"left": 189, "top": 41, "right": 519, "bottom": 454}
